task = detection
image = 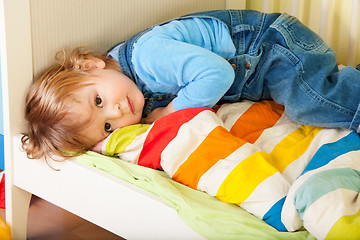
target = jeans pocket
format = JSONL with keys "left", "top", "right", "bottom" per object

{"left": 270, "top": 13, "right": 329, "bottom": 54}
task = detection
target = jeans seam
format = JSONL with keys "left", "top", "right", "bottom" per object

{"left": 298, "top": 76, "right": 354, "bottom": 117}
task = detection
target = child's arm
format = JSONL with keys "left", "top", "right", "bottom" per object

{"left": 142, "top": 102, "right": 175, "bottom": 124}
{"left": 134, "top": 37, "right": 235, "bottom": 111}
{"left": 131, "top": 19, "right": 235, "bottom": 113}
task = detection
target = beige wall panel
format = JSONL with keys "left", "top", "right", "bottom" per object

{"left": 30, "top": 0, "right": 226, "bottom": 76}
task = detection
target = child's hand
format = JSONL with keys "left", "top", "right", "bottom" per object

{"left": 142, "top": 102, "right": 175, "bottom": 124}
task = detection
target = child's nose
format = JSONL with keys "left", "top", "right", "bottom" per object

{"left": 108, "top": 100, "right": 131, "bottom": 118}
{"left": 107, "top": 103, "right": 123, "bottom": 119}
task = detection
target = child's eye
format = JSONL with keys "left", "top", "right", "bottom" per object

{"left": 105, "top": 122, "right": 112, "bottom": 132}
{"left": 95, "top": 96, "right": 103, "bottom": 107}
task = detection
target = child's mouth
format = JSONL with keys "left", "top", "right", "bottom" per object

{"left": 127, "top": 96, "right": 135, "bottom": 114}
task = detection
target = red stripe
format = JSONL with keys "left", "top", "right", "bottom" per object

{"left": 138, "top": 107, "right": 212, "bottom": 169}
{"left": 0, "top": 173, "right": 4, "bottom": 209}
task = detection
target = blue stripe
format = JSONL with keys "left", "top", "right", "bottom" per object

{"left": 294, "top": 168, "right": 360, "bottom": 219}
{"left": 263, "top": 197, "right": 288, "bottom": 232}
{"left": 300, "top": 131, "right": 360, "bottom": 176}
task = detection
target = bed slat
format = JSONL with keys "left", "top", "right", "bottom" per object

{"left": 348, "top": 0, "right": 359, "bottom": 66}
{"left": 319, "top": 0, "right": 329, "bottom": 40}
{"left": 291, "top": 0, "right": 300, "bottom": 17}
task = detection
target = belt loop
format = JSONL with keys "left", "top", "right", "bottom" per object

{"left": 249, "top": 12, "right": 267, "bottom": 55}
{"left": 230, "top": 10, "right": 246, "bottom": 55}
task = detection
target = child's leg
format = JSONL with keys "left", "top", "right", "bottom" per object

{"left": 261, "top": 46, "right": 360, "bottom": 131}
{"left": 233, "top": 12, "right": 360, "bottom": 132}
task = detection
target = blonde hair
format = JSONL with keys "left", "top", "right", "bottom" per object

{"left": 21, "top": 47, "right": 120, "bottom": 164}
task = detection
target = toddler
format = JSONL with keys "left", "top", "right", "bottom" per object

{"left": 23, "top": 9, "right": 360, "bottom": 161}
{"left": 21, "top": 49, "right": 142, "bottom": 160}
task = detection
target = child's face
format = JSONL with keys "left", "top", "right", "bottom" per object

{"left": 70, "top": 68, "right": 145, "bottom": 145}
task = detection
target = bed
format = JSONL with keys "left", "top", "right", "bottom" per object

{"left": 1, "top": 0, "right": 359, "bottom": 239}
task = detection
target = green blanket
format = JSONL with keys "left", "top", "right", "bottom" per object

{"left": 77, "top": 151, "right": 314, "bottom": 240}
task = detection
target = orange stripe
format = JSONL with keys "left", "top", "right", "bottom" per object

{"left": 230, "top": 100, "right": 284, "bottom": 143}
{"left": 172, "top": 100, "right": 284, "bottom": 190}
{"left": 172, "top": 126, "right": 246, "bottom": 189}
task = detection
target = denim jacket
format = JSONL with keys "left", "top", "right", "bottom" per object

{"left": 110, "top": 9, "right": 360, "bottom": 132}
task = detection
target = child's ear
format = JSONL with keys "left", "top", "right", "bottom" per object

{"left": 80, "top": 58, "right": 106, "bottom": 70}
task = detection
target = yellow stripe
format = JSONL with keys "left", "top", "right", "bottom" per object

{"left": 325, "top": 207, "right": 360, "bottom": 240}
{"left": 216, "top": 125, "right": 322, "bottom": 204}
{"left": 105, "top": 124, "right": 150, "bottom": 156}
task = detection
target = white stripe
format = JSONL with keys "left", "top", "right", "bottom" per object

{"left": 253, "top": 114, "right": 300, "bottom": 153}
{"left": 282, "top": 150, "right": 360, "bottom": 231}
{"left": 198, "top": 112, "right": 299, "bottom": 200}
{"left": 303, "top": 188, "right": 360, "bottom": 240}
{"left": 161, "top": 110, "right": 222, "bottom": 177}
{"left": 241, "top": 172, "right": 291, "bottom": 219}
{"left": 241, "top": 128, "right": 349, "bottom": 219}
{"left": 215, "top": 101, "right": 254, "bottom": 131}
{"left": 197, "top": 143, "right": 260, "bottom": 196}
{"left": 282, "top": 128, "right": 350, "bottom": 183}
{"left": 100, "top": 134, "right": 111, "bottom": 155}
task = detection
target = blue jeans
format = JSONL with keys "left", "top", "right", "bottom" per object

{"left": 220, "top": 10, "right": 360, "bottom": 131}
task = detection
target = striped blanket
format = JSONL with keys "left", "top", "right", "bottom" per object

{"left": 94, "top": 100, "right": 360, "bottom": 240}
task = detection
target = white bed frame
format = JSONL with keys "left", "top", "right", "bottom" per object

{"left": 1, "top": 0, "right": 359, "bottom": 239}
